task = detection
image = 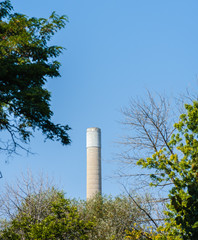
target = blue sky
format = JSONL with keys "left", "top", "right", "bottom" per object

{"left": 0, "top": 0, "right": 198, "bottom": 199}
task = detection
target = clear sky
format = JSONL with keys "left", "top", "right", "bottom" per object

{"left": 0, "top": 0, "right": 198, "bottom": 199}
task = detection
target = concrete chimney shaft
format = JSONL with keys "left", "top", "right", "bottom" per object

{"left": 86, "top": 127, "right": 101, "bottom": 199}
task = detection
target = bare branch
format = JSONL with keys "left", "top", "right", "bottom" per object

{"left": 122, "top": 184, "right": 159, "bottom": 229}
{"left": 0, "top": 171, "right": 56, "bottom": 220}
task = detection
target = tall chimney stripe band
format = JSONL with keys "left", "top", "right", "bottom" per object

{"left": 86, "top": 127, "right": 101, "bottom": 148}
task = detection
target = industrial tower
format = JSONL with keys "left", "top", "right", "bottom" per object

{"left": 86, "top": 127, "right": 101, "bottom": 199}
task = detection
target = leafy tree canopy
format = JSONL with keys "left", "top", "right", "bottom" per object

{"left": 0, "top": 0, "right": 70, "bottom": 155}
{"left": 0, "top": 189, "right": 94, "bottom": 239}
{"left": 77, "top": 194, "right": 155, "bottom": 240}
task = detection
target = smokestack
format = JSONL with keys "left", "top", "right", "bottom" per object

{"left": 86, "top": 127, "right": 101, "bottom": 199}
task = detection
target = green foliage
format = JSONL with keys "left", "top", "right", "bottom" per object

{"left": 137, "top": 101, "right": 198, "bottom": 239}
{"left": 125, "top": 226, "right": 183, "bottom": 240}
{"left": 0, "top": 0, "right": 70, "bottom": 154}
{"left": 0, "top": 189, "right": 94, "bottom": 239}
{"left": 77, "top": 194, "right": 152, "bottom": 240}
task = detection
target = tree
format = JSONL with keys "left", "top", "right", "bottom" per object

{"left": 0, "top": 0, "right": 70, "bottom": 155}
{"left": 0, "top": 174, "right": 94, "bottom": 239}
{"left": 0, "top": 171, "right": 58, "bottom": 220}
{"left": 118, "top": 92, "right": 174, "bottom": 231}
{"left": 119, "top": 92, "right": 198, "bottom": 238}
{"left": 137, "top": 101, "right": 198, "bottom": 239}
{"left": 0, "top": 191, "right": 94, "bottom": 239}
{"left": 77, "top": 194, "right": 155, "bottom": 240}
